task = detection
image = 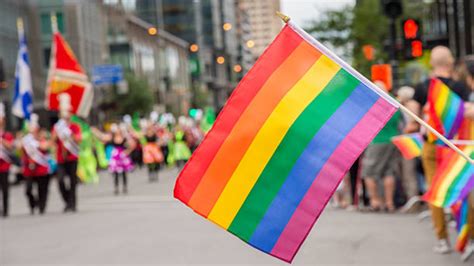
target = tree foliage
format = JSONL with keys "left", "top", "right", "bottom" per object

{"left": 113, "top": 73, "right": 154, "bottom": 116}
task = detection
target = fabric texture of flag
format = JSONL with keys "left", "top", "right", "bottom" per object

{"left": 174, "top": 21, "right": 398, "bottom": 263}
{"left": 423, "top": 146, "right": 474, "bottom": 207}
{"left": 391, "top": 133, "right": 423, "bottom": 160}
{"left": 457, "top": 118, "right": 474, "bottom": 141}
{"left": 451, "top": 198, "right": 470, "bottom": 252}
{"left": 12, "top": 21, "right": 33, "bottom": 120}
{"left": 426, "top": 78, "right": 465, "bottom": 143}
{"left": 45, "top": 31, "right": 93, "bottom": 117}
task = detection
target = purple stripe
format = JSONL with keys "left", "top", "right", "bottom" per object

{"left": 448, "top": 107, "right": 465, "bottom": 138}
{"left": 270, "top": 99, "right": 397, "bottom": 262}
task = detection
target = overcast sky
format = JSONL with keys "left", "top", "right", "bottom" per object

{"left": 281, "top": 0, "right": 355, "bottom": 27}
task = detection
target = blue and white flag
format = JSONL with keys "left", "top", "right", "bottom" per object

{"left": 12, "top": 18, "right": 33, "bottom": 120}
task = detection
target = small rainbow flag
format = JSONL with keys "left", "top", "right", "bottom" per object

{"left": 451, "top": 198, "right": 470, "bottom": 252}
{"left": 457, "top": 118, "right": 474, "bottom": 141}
{"left": 426, "top": 78, "right": 464, "bottom": 142}
{"left": 423, "top": 146, "right": 474, "bottom": 208}
{"left": 174, "top": 21, "right": 398, "bottom": 262}
{"left": 391, "top": 133, "right": 423, "bottom": 160}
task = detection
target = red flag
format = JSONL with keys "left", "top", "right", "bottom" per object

{"left": 45, "top": 32, "right": 93, "bottom": 117}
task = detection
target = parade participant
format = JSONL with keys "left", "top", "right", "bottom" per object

{"left": 21, "top": 114, "right": 51, "bottom": 215}
{"left": 142, "top": 122, "right": 164, "bottom": 182}
{"left": 173, "top": 118, "right": 192, "bottom": 169}
{"left": 92, "top": 123, "right": 135, "bottom": 194}
{"left": 361, "top": 81, "right": 402, "bottom": 212}
{"left": 51, "top": 94, "right": 81, "bottom": 212}
{"left": 458, "top": 56, "right": 474, "bottom": 261}
{"left": 406, "top": 46, "right": 470, "bottom": 253}
{"left": 0, "top": 103, "right": 15, "bottom": 217}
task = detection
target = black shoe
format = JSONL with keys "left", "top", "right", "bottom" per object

{"left": 30, "top": 208, "right": 35, "bottom": 215}
{"left": 63, "top": 206, "right": 71, "bottom": 213}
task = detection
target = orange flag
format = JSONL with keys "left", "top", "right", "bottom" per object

{"left": 45, "top": 31, "right": 93, "bottom": 117}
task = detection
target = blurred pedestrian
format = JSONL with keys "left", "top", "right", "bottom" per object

{"left": 21, "top": 115, "right": 51, "bottom": 215}
{"left": 0, "top": 103, "right": 15, "bottom": 217}
{"left": 405, "top": 46, "right": 470, "bottom": 254}
{"left": 51, "top": 94, "right": 81, "bottom": 212}
{"left": 142, "top": 123, "right": 164, "bottom": 182}
{"left": 361, "top": 81, "right": 402, "bottom": 212}
{"left": 93, "top": 123, "right": 135, "bottom": 194}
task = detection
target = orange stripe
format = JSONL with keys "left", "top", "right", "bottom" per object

{"left": 188, "top": 41, "right": 322, "bottom": 216}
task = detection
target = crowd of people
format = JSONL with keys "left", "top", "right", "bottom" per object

{"left": 0, "top": 94, "right": 210, "bottom": 216}
{"left": 0, "top": 45, "right": 473, "bottom": 261}
{"left": 332, "top": 46, "right": 474, "bottom": 261}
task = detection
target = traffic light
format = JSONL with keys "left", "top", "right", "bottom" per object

{"left": 402, "top": 19, "right": 423, "bottom": 59}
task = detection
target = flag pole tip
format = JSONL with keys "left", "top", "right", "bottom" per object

{"left": 276, "top": 11, "right": 290, "bottom": 23}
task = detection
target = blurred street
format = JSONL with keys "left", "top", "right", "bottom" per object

{"left": 0, "top": 167, "right": 466, "bottom": 265}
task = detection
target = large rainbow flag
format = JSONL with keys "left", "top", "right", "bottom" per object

{"left": 423, "top": 146, "right": 474, "bottom": 207}
{"left": 174, "top": 21, "right": 398, "bottom": 262}
{"left": 451, "top": 198, "right": 470, "bottom": 252}
{"left": 45, "top": 30, "right": 93, "bottom": 117}
{"left": 426, "top": 78, "right": 464, "bottom": 143}
{"left": 391, "top": 133, "right": 423, "bottom": 160}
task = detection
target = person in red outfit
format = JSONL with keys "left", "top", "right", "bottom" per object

{"left": 21, "top": 114, "right": 51, "bottom": 215}
{"left": 0, "top": 103, "right": 15, "bottom": 217}
{"left": 51, "top": 94, "right": 81, "bottom": 212}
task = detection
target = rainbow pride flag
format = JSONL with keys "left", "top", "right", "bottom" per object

{"left": 451, "top": 198, "right": 470, "bottom": 252}
{"left": 391, "top": 133, "right": 423, "bottom": 160}
{"left": 457, "top": 118, "right": 474, "bottom": 141}
{"left": 174, "top": 21, "right": 398, "bottom": 262}
{"left": 423, "top": 146, "right": 474, "bottom": 207}
{"left": 426, "top": 78, "right": 464, "bottom": 142}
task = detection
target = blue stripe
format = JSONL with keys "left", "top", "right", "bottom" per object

{"left": 248, "top": 83, "right": 380, "bottom": 252}
{"left": 443, "top": 95, "right": 462, "bottom": 136}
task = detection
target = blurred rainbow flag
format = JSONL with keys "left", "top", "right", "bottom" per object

{"left": 174, "top": 20, "right": 398, "bottom": 262}
{"left": 423, "top": 146, "right": 474, "bottom": 207}
{"left": 426, "top": 78, "right": 464, "bottom": 143}
{"left": 451, "top": 198, "right": 470, "bottom": 252}
{"left": 391, "top": 133, "right": 423, "bottom": 160}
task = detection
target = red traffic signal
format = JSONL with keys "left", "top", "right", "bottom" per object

{"left": 411, "top": 40, "right": 423, "bottom": 58}
{"left": 401, "top": 18, "right": 422, "bottom": 59}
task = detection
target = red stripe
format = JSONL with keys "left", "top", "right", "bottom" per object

{"left": 270, "top": 98, "right": 396, "bottom": 262}
{"left": 173, "top": 25, "right": 303, "bottom": 203}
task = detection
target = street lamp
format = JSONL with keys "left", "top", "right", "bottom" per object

{"left": 190, "top": 44, "right": 199, "bottom": 53}
{"left": 246, "top": 40, "right": 255, "bottom": 48}
{"left": 233, "top": 64, "right": 242, "bottom": 73}
{"left": 216, "top": 56, "right": 225, "bottom": 64}
{"left": 223, "top": 22, "right": 232, "bottom": 31}
{"left": 148, "top": 27, "right": 157, "bottom": 36}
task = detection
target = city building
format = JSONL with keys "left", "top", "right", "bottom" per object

{"left": 103, "top": 3, "right": 191, "bottom": 115}
{"left": 239, "top": 0, "right": 282, "bottom": 60}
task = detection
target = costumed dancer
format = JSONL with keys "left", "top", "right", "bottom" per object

{"left": 173, "top": 117, "right": 192, "bottom": 169}
{"left": 51, "top": 94, "right": 81, "bottom": 212}
{"left": 142, "top": 120, "right": 164, "bottom": 182}
{"left": 21, "top": 114, "right": 51, "bottom": 215}
{"left": 92, "top": 123, "right": 135, "bottom": 194}
{"left": 0, "top": 103, "right": 15, "bottom": 217}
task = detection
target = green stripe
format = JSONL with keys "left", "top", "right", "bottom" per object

{"left": 440, "top": 91, "right": 452, "bottom": 122}
{"left": 228, "top": 69, "right": 359, "bottom": 241}
{"left": 442, "top": 162, "right": 471, "bottom": 206}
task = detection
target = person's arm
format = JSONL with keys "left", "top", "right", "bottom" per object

{"left": 464, "top": 102, "right": 474, "bottom": 120}
{"left": 403, "top": 100, "right": 422, "bottom": 133}
{"left": 91, "top": 127, "right": 112, "bottom": 143}
{"left": 124, "top": 137, "right": 136, "bottom": 155}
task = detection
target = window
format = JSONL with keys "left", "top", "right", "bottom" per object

{"left": 40, "top": 12, "right": 65, "bottom": 35}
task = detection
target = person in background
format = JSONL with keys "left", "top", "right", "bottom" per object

{"left": 457, "top": 56, "right": 474, "bottom": 261}
{"left": 142, "top": 122, "right": 164, "bottom": 182}
{"left": 405, "top": 46, "right": 470, "bottom": 254}
{"left": 21, "top": 114, "right": 51, "bottom": 215}
{"left": 361, "top": 81, "right": 402, "bottom": 212}
{"left": 92, "top": 123, "right": 135, "bottom": 195}
{"left": 51, "top": 94, "right": 82, "bottom": 213}
{"left": 396, "top": 86, "right": 422, "bottom": 212}
{"left": 0, "top": 103, "right": 15, "bottom": 218}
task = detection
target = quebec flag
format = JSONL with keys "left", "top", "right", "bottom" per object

{"left": 12, "top": 19, "right": 33, "bottom": 120}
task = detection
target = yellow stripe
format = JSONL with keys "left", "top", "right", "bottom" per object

{"left": 405, "top": 139, "right": 421, "bottom": 157}
{"left": 207, "top": 55, "right": 340, "bottom": 228}
{"left": 433, "top": 155, "right": 466, "bottom": 206}
{"left": 434, "top": 84, "right": 448, "bottom": 115}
